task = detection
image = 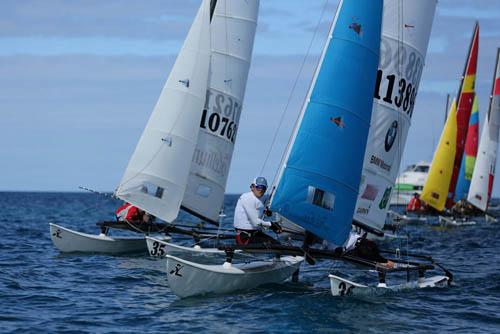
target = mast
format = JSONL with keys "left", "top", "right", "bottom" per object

{"left": 271, "top": 0, "right": 383, "bottom": 245}
{"left": 446, "top": 22, "right": 479, "bottom": 209}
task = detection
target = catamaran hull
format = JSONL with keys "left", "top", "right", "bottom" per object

{"left": 166, "top": 254, "right": 303, "bottom": 298}
{"left": 438, "top": 216, "right": 477, "bottom": 226}
{"left": 50, "top": 223, "right": 167, "bottom": 254}
{"left": 146, "top": 236, "right": 240, "bottom": 257}
{"left": 329, "top": 274, "right": 449, "bottom": 296}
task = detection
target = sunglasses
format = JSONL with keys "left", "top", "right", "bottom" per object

{"left": 255, "top": 185, "right": 267, "bottom": 191}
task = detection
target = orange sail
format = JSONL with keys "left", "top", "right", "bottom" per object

{"left": 446, "top": 22, "right": 479, "bottom": 208}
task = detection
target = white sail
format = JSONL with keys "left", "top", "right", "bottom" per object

{"left": 468, "top": 50, "right": 500, "bottom": 212}
{"left": 182, "top": 0, "right": 260, "bottom": 223}
{"left": 115, "top": 0, "right": 211, "bottom": 223}
{"left": 354, "top": 0, "right": 437, "bottom": 231}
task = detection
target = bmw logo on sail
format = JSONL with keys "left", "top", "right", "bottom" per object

{"left": 384, "top": 121, "right": 398, "bottom": 152}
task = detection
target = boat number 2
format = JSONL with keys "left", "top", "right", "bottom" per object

{"left": 338, "top": 282, "right": 354, "bottom": 296}
{"left": 150, "top": 241, "right": 166, "bottom": 257}
{"left": 374, "top": 69, "right": 417, "bottom": 118}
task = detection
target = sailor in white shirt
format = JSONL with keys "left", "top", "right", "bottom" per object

{"left": 234, "top": 177, "right": 281, "bottom": 245}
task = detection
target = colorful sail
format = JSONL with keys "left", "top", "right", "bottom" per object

{"left": 468, "top": 49, "right": 500, "bottom": 211}
{"left": 354, "top": 0, "right": 437, "bottom": 231}
{"left": 454, "top": 96, "right": 479, "bottom": 202}
{"left": 446, "top": 23, "right": 479, "bottom": 208}
{"left": 421, "top": 99, "right": 458, "bottom": 211}
{"left": 116, "top": 0, "right": 211, "bottom": 223}
{"left": 270, "top": 0, "right": 383, "bottom": 245}
{"left": 182, "top": 0, "right": 259, "bottom": 224}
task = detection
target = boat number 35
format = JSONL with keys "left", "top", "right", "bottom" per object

{"left": 200, "top": 90, "right": 242, "bottom": 144}
{"left": 150, "top": 241, "right": 166, "bottom": 257}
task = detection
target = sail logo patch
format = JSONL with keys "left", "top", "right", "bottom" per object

{"left": 384, "top": 121, "right": 398, "bottom": 152}
{"left": 378, "top": 187, "right": 392, "bottom": 209}
{"left": 349, "top": 22, "right": 362, "bottom": 35}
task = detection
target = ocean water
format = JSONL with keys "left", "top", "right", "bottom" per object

{"left": 1, "top": 192, "right": 500, "bottom": 333}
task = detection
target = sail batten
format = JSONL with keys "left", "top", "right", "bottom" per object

{"left": 271, "top": 0, "right": 383, "bottom": 246}
{"left": 354, "top": 0, "right": 437, "bottom": 230}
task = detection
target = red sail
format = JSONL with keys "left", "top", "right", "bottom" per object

{"left": 446, "top": 22, "right": 479, "bottom": 209}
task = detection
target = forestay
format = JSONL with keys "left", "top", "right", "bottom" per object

{"left": 454, "top": 96, "right": 479, "bottom": 202}
{"left": 271, "top": 0, "right": 383, "bottom": 246}
{"left": 354, "top": 0, "right": 437, "bottom": 231}
{"left": 468, "top": 49, "right": 500, "bottom": 211}
{"left": 182, "top": 0, "right": 260, "bottom": 223}
{"left": 115, "top": 0, "right": 211, "bottom": 223}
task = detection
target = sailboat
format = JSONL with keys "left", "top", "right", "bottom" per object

{"left": 51, "top": 0, "right": 260, "bottom": 253}
{"left": 420, "top": 23, "right": 479, "bottom": 216}
{"left": 445, "top": 23, "right": 480, "bottom": 209}
{"left": 468, "top": 49, "right": 500, "bottom": 214}
{"left": 166, "top": 0, "right": 384, "bottom": 298}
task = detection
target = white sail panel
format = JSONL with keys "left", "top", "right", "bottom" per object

{"left": 116, "top": 0, "right": 211, "bottom": 223}
{"left": 354, "top": 0, "right": 437, "bottom": 231}
{"left": 468, "top": 50, "right": 500, "bottom": 211}
{"left": 182, "top": 0, "right": 259, "bottom": 223}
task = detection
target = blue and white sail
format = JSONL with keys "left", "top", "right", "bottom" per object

{"left": 354, "top": 0, "right": 437, "bottom": 231}
{"left": 270, "top": 0, "right": 383, "bottom": 245}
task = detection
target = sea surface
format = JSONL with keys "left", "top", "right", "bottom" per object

{"left": 1, "top": 192, "right": 500, "bottom": 333}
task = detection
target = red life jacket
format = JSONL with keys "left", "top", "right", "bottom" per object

{"left": 115, "top": 203, "right": 142, "bottom": 222}
{"left": 406, "top": 197, "right": 421, "bottom": 212}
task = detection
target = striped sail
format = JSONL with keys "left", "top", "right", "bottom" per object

{"left": 270, "top": 0, "right": 383, "bottom": 245}
{"left": 182, "top": 0, "right": 259, "bottom": 224}
{"left": 468, "top": 49, "right": 500, "bottom": 211}
{"left": 446, "top": 23, "right": 479, "bottom": 209}
{"left": 421, "top": 99, "right": 458, "bottom": 211}
{"left": 454, "top": 96, "right": 479, "bottom": 202}
{"left": 116, "top": 0, "right": 211, "bottom": 223}
{"left": 354, "top": 0, "right": 437, "bottom": 231}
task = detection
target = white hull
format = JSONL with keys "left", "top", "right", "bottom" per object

{"left": 438, "top": 216, "right": 477, "bottom": 226}
{"left": 50, "top": 223, "right": 169, "bottom": 254}
{"left": 329, "top": 274, "right": 449, "bottom": 296}
{"left": 146, "top": 236, "right": 241, "bottom": 258}
{"left": 166, "top": 254, "right": 303, "bottom": 298}
{"left": 387, "top": 210, "right": 428, "bottom": 224}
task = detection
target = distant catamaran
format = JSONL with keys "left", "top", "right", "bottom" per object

{"left": 421, "top": 23, "right": 479, "bottom": 212}
{"left": 50, "top": 0, "right": 260, "bottom": 253}
{"left": 468, "top": 49, "right": 500, "bottom": 212}
{"left": 116, "top": 0, "right": 259, "bottom": 225}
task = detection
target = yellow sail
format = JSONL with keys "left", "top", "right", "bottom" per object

{"left": 421, "top": 99, "right": 458, "bottom": 211}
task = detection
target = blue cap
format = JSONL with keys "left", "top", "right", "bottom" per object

{"left": 252, "top": 177, "right": 268, "bottom": 188}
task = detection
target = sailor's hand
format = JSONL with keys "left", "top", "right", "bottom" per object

{"left": 270, "top": 221, "right": 283, "bottom": 234}
{"left": 264, "top": 206, "right": 273, "bottom": 217}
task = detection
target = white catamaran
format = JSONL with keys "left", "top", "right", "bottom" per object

{"left": 51, "top": 0, "right": 260, "bottom": 254}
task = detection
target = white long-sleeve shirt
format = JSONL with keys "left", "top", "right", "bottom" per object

{"left": 233, "top": 191, "right": 272, "bottom": 230}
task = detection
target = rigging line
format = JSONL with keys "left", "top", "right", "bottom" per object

{"left": 258, "top": 0, "right": 331, "bottom": 178}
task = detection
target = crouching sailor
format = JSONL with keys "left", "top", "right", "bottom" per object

{"left": 233, "top": 177, "right": 282, "bottom": 245}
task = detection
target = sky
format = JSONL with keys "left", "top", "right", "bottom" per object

{"left": 1, "top": 0, "right": 500, "bottom": 196}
